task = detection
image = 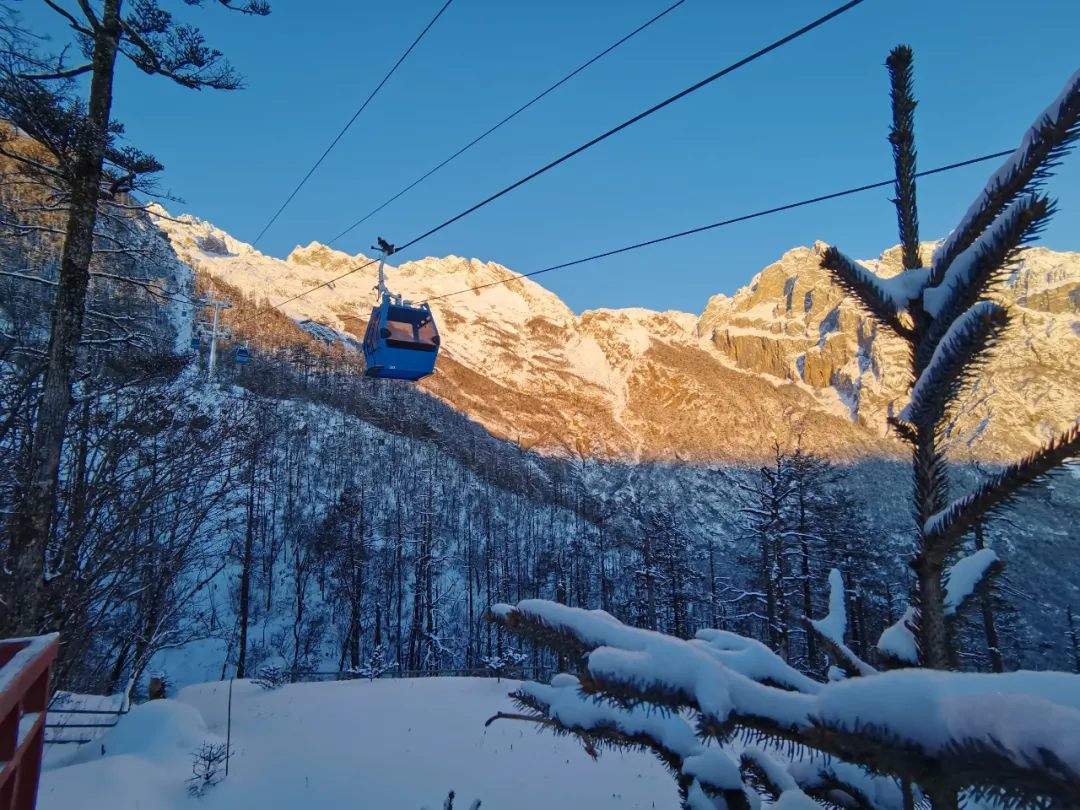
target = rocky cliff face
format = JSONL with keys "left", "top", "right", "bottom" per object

{"left": 152, "top": 207, "right": 1080, "bottom": 464}
{"left": 699, "top": 241, "right": 1080, "bottom": 460}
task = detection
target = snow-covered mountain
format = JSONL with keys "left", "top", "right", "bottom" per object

{"left": 152, "top": 207, "right": 1080, "bottom": 463}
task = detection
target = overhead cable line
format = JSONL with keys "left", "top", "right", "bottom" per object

{"left": 417, "top": 150, "right": 1015, "bottom": 303}
{"left": 325, "top": 0, "right": 691, "bottom": 247}
{"left": 273, "top": 149, "right": 1013, "bottom": 311}
{"left": 251, "top": 0, "right": 455, "bottom": 247}
{"left": 394, "top": 0, "right": 869, "bottom": 253}
{"left": 272, "top": 0, "right": 870, "bottom": 308}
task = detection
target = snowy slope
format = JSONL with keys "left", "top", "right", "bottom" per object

{"left": 151, "top": 208, "right": 1079, "bottom": 463}
{"left": 40, "top": 678, "right": 681, "bottom": 810}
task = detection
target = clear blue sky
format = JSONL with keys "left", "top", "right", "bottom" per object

{"left": 19, "top": 0, "right": 1080, "bottom": 314}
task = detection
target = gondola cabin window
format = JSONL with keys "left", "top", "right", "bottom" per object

{"left": 383, "top": 307, "right": 439, "bottom": 352}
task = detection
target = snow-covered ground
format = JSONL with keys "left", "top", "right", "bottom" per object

{"left": 39, "top": 678, "right": 680, "bottom": 810}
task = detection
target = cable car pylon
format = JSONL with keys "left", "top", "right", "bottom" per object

{"left": 197, "top": 289, "right": 233, "bottom": 377}
{"left": 361, "top": 239, "right": 440, "bottom": 381}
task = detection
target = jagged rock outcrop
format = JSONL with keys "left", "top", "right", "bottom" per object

{"left": 699, "top": 241, "right": 1080, "bottom": 459}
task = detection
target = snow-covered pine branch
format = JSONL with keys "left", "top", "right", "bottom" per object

{"left": 925, "top": 423, "right": 1080, "bottom": 546}
{"left": 818, "top": 246, "right": 926, "bottom": 338}
{"left": 694, "top": 629, "right": 824, "bottom": 695}
{"left": 876, "top": 606, "right": 920, "bottom": 668}
{"left": 901, "top": 300, "right": 1009, "bottom": 429}
{"left": 943, "top": 548, "right": 1003, "bottom": 617}
{"left": 930, "top": 68, "right": 1080, "bottom": 287}
{"left": 786, "top": 752, "right": 911, "bottom": 810}
{"left": 739, "top": 747, "right": 828, "bottom": 809}
{"left": 922, "top": 193, "right": 1050, "bottom": 321}
{"left": 820, "top": 49, "right": 1079, "bottom": 674}
{"left": 489, "top": 599, "right": 1080, "bottom": 805}
{"left": 504, "top": 674, "right": 750, "bottom": 809}
{"left": 916, "top": 191, "right": 1052, "bottom": 385}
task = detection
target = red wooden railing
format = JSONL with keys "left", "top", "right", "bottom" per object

{"left": 0, "top": 635, "right": 58, "bottom": 810}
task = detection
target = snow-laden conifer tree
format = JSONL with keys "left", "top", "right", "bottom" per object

{"left": 482, "top": 48, "right": 1080, "bottom": 810}
{"left": 819, "top": 47, "right": 1080, "bottom": 673}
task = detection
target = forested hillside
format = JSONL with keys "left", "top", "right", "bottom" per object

{"left": 5, "top": 205, "right": 1079, "bottom": 695}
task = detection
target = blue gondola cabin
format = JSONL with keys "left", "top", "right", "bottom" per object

{"left": 235, "top": 346, "right": 250, "bottom": 363}
{"left": 362, "top": 300, "right": 439, "bottom": 381}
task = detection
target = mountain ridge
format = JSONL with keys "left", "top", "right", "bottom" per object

{"left": 151, "top": 206, "right": 1080, "bottom": 464}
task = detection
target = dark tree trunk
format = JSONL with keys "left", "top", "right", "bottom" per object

{"left": 465, "top": 531, "right": 474, "bottom": 668}
{"left": 598, "top": 519, "right": 610, "bottom": 613}
{"left": 348, "top": 480, "right": 367, "bottom": 671}
{"left": 708, "top": 539, "right": 718, "bottom": 629}
{"left": 236, "top": 452, "right": 258, "bottom": 679}
{"left": 797, "top": 485, "right": 817, "bottom": 668}
{"left": 424, "top": 544, "right": 434, "bottom": 669}
{"left": 915, "top": 552, "right": 949, "bottom": 670}
{"left": 408, "top": 550, "right": 424, "bottom": 671}
{"left": 643, "top": 531, "right": 656, "bottom": 631}
{"left": 973, "top": 525, "right": 1003, "bottom": 673}
{"left": 914, "top": 426, "right": 950, "bottom": 670}
{"left": 485, "top": 537, "right": 493, "bottom": 659}
{"left": 11, "top": 0, "right": 124, "bottom": 636}
{"left": 901, "top": 780, "right": 916, "bottom": 810}
{"left": 556, "top": 569, "right": 567, "bottom": 673}
{"left": 1067, "top": 606, "right": 1080, "bottom": 675}
{"left": 773, "top": 526, "right": 789, "bottom": 662}
{"left": 761, "top": 528, "right": 778, "bottom": 651}
{"left": 395, "top": 491, "right": 404, "bottom": 670}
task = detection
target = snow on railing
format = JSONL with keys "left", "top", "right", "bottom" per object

{"left": 0, "top": 634, "right": 58, "bottom": 810}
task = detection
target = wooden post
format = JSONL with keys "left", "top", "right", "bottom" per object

{"left": 225, "top": 678, "right": 233, "bottom": 777}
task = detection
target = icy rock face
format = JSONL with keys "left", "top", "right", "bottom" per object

{"left": 700, "top": 241, "right": 1080, "bottom": 460}
{"left": 152, "top": 208, "right": 1080, "bottom": 464}
{"left": 198, "top": 234, "right": 229, "bottom": 255}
